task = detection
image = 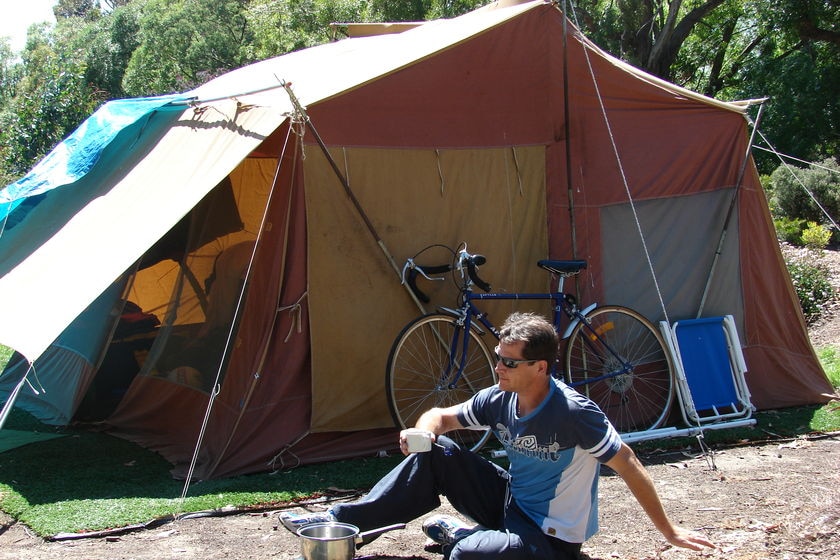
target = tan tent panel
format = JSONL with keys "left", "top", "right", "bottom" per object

{"left": 305, "top": 146, "right": 547, "bottom": 431}
{"left": 0, "top": 1, "right": 833, "bottom": 479}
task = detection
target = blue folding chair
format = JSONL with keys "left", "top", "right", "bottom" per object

{"left": 662, "top": 315, "right": 754, "bottom": 425}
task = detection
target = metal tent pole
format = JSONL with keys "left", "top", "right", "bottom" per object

{"left": 696, "top": 101, "right": 766, "bottom": 317}
{"left": 280, "top": 81, "right": 428, "bottom": 315}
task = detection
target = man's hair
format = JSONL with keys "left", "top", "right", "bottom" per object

{"left": 498, "top": 312, "right": 558, "bottom": 365}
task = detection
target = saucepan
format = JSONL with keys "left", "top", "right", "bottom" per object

{"left": 297, "top": 521, "right": 405, "bottom": 560}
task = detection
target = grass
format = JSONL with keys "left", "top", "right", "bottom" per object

{"left": 0, "top": 407, "right": 404, "bottom": 536}
{"left": 0, "top": 345, "right": 838, "bottom": 538}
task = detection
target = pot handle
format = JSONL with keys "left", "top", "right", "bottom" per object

{"left": 356, "top": 523, "right": 406, "bottom": 546}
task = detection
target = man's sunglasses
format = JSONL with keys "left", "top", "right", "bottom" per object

{"left": 494, "top": 346, "right": 537, "bottom": 369}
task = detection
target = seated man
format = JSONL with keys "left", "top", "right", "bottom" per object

{"left": 281, "top": 312, "right": 715, "bottom": 559}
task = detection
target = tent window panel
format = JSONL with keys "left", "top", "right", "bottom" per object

{"left": 124, "top": 159, "right": 273, "bottom": 393}
{"left": 599, "top": 189, "right": 743, "bottom": 327}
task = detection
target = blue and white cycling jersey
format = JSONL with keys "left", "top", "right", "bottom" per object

{"left": 458, "top": 378, "right": 622, "bottom": 543}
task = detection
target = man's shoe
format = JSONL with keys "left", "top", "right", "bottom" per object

{"left": 421, "top": 514, "right": 479, "bottom": 546}
{"left": 278, "top": 510, "right": 336, "bottom": 534}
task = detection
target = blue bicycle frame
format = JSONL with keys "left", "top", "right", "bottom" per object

{"left": 438, "top": 289, "right": 632, "bottom": 390}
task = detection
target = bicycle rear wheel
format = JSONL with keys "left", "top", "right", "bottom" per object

{"left": 386, "top": 313, "right": 496, "bottom": 452}
{"left": 564, "top": 305, "right": 674, "bottom": 433}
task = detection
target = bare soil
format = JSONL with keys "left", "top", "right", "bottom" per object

{"left": 1, "top": 248, "right": 838, "bottom": 560}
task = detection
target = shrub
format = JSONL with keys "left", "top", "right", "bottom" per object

{"left": 768, "top": 158, "right": 840, "bottom": 245}
{"left": 801, "top": 222, "right": 832, "bottom": 250}
{"left": 785, "top": 259, "right": 835, "bottom": 323}
{"left": 774, "top": 217, "right": 805, "bottom": 245}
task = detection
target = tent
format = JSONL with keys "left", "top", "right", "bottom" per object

{"left": 0, "top": 0, "right": 833, "bottom": 479}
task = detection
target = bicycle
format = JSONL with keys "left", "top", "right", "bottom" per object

{"left": 386, "top": 243, "right": 675, "bottom": 452}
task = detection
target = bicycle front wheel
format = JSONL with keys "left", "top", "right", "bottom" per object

{"left": 564, "top": 305, "right": 674, "bottom": 433}
{"left": 386, "top": 313, "right": 497, "bottom": 452}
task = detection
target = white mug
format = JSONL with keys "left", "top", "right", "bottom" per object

{"left": 404, "top": 429, "right": 434, "bottom": 453}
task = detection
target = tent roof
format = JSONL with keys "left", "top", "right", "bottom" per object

{"left": 0, "top": 0, "right": 755, "bottom": 363}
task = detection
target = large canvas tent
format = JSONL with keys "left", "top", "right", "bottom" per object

{"left": 0, "top": 0, "right": 833, "bottom": 479}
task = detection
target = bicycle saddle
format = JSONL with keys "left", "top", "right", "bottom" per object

{"left": 537, "top": 259, "right": 587, "bottom": 275}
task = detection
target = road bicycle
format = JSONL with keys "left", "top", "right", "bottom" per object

{"left": 386, "top": 243, "right": 675, "bottom": 452}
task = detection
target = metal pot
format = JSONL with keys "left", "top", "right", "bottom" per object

{"left": 297, "top": 521, "right": 405, "bottom": 560}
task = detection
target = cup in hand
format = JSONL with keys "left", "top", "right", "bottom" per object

{"left": 403, "top": 428, "right": 434, "bottom": 453}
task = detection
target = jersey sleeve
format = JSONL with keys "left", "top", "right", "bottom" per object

{"left": 456, "top": 385, "right": 499, "bottom": 429}
{"left": 569, "top": 391, "right": 622, "bottom": 462}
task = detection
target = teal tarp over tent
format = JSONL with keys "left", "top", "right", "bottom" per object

{"left": 0, "top": 0, "right": 833, "bottom": 479}
{"left": 0, "top": 95, "right": 187, "bottom": 221}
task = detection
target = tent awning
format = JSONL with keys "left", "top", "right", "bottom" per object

{"left": 0, "top": 101, "right": 284, "bottom": 361}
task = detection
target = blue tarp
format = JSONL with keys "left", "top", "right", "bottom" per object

{"left": 0, "top": 94, "right": 188, "bottom": 220}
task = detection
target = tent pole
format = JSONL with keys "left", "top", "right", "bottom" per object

{"left": 696, "top": 102, "right": 766, "bottom": 318}
{"left": 280, "top": 81, "right": 428, "bottom": 315}
{"left": 0, "top": 363, "right": 33, "bottom": 430}
{"left": 561, "top": 0, "right": 578, "bottom": 262}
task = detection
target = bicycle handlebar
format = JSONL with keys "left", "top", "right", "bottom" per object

{"left": 401, "top": 247, "right": 491, "bottom": 303}
{"left": 460, "top": 251, "right": 491, "bottom": 292}
{"left": 402, "top": 259, "right": 452, "bottom": 303}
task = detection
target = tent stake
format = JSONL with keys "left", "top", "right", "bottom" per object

{"left": 279, "top": 80, "right": 428, "bottom": 315}
{"left": 697, "top": 101, "right": 766, "bottom": 317}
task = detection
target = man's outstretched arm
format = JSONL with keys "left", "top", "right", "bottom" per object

{"left": 605, "top": 443, "right": 716, "bottom": 551}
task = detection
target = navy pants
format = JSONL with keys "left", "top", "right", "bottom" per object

{"left": 331, "top": 436, "right": 582, "bottom": 560}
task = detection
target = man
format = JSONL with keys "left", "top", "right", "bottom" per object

{"left": 281, "top": 312, "right": 715, "bottom": 559}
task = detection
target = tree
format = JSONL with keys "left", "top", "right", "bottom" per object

{"left": 569, "top": 0, "right": 728, "bottom": 81}
{"left": 59, "top": 2, "right": 142, "bottom": 98}
{"left": 0, "top": 35, "right": 100, "bottom": 177}
{"left": 122, "top": 0, "right": 254, "bottom": 96}
{"left": 54, "top": 0, "right": 100, "bottom": 19}
{"left": 769, "top": 158, "right": 840, "bottom": 233}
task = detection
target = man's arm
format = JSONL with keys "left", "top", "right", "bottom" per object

{"left": 605, "top": 443, "right": 715, "bottom": 551}
{"left": 398, "top": 405, "right": 465, "bottom": 455}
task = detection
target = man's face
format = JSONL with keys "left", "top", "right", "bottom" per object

{"left": 494, "top": 340, "right": 545, "bottom": 393}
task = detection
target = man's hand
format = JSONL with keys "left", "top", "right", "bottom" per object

{"left": 399, "top": 428, "right": 437, "bottom": 455}
{"left": 663, "top": 526, "right": 716, "bottom": 551}
{"left": 398, "top": 405, "right": 464, "bottom": 455}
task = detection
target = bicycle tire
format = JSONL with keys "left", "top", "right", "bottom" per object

{"left": 386, "top": 313, "right": 497, "bottom": 453}
{"left": 564, "top": 305, "right": 674, "bottom": 433}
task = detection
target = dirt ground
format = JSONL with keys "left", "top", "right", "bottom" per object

{"left": 1, "top": 248, "right": 838, "bottom": 560}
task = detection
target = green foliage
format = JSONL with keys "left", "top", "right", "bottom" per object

{"left": 0, "top": 39, "right": 22, "bottom": 104}
{"left": 122, "top": 0, "right": 255, "bottom": 96}
{"left": 246, "top": 0, "right": 359, "bottom": 59}
{"left": 734, "top": 1, "right": 840, "bottom": 174}
{"left": 0, "top": 39, "right": 101, "bottom": 176}
{"left": 785, "top": 258, "right": 835, "bottom": 323}
{"left": 773, "top": 217, "right": 806, "bottom": 245}
{"left": 767, "top": 158, "right": 840, "bottom": 243}
{"left": 801, "top": 221, "right": 832, "bottom": 250}
{"left": 58, "top": 3, "right": 142, "bottom": 99}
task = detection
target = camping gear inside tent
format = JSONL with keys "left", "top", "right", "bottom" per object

{"left": 0, "top": 0, "right": 834, "bottom": 479}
